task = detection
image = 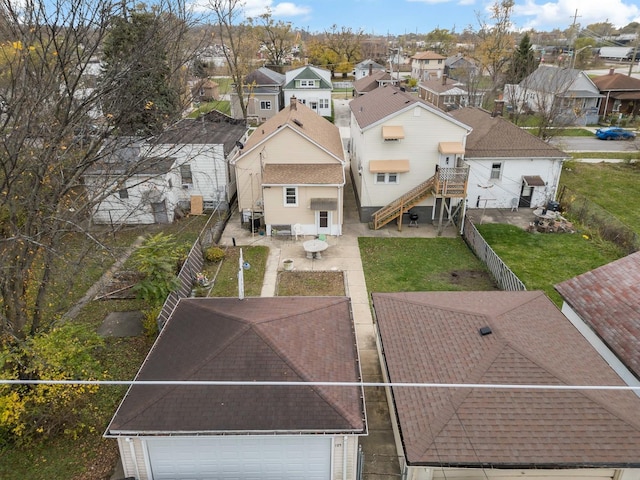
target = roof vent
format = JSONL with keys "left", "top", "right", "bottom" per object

{"left": 479, "top": 326, "right": 492, "bottom": 336}
{"left": 293, "top": 119, "right": 303, "bottom": 127}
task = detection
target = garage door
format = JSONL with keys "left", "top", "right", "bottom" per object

{"left": 146, "top": 435, "right": 332, "bottom": 480}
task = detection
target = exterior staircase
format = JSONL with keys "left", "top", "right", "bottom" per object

{"left": 370, "top": 175, "right": 436, "bottom": 230}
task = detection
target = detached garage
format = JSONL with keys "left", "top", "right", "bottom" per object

{"left": 105, "top": 297, "right": 367, "bottom": 480}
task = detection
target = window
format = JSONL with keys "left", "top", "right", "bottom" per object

{"left": 319, "top": 98, "right": 329, "bottom": 109}
{"left": 299, "top": 79, "right": 315, "bottom": 88}
{"left": 118, "top": 188, "right": 129, "bottom": 199}
{"left": 260, "top": 100, "right": 272, "bottom": 110}
{"left": 490, "top": 162, "right": 502, "bottom": 180}
{"left": 284, "top": 187, "right": 298, "bottom": 206}
{"left": 319, "top": 211, "right": 329, "bottom": 228}
{"left": 375, "top": 173, "right": 399, "bottom": 184}
{"left": 180, "top": 164, "right": 193, "bottom": 184}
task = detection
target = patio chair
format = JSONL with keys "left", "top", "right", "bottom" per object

{"left": 510, "top": 197, "right": 519, "bottom": 212}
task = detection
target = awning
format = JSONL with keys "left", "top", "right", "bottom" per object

{"left": 382, "top": 125, "right": 405, "bottom": 140}
{"left": 369, "top": 159, "right": 410, "bottom": 173}
{"left": 523, "top": 175, "right": 545, "bottom": 187}
{"left": 310, "top": 198, "right": 338, "bottom": 210}
{"left": 438, "top": 142, "right": 465, "bottom": 154}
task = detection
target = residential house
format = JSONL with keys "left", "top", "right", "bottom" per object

{"left": 555, "top": 251, "right": 640, "bottom": 382}
{"left": 449, "top": 107, "right": 568, "bottom": 209}
{"left": 230, "top": 66, "right": 286, "bottom": 122}
{"left": 283, "top": 65, "right": 333, "bottom": 117}
{"left": 84, "top": 114, "right": 248, "bottom": 225}
{"left": 504, "top": 65, "right": 602, "bottom": 125}
{"left": 354, "top": 59, "right": 385, "bottom": 79}
{"left": 410, "top": 51, "right": 446, "bottom": 82}
{"left": 444, "top": 53, "right": 478, "bottom": 80}
{"left": 190, "top": 78, "right": 219, "bottom": 104}
{"left": 349, "top": 85, "right": 472, "bottom": 229}
{"left": 233, "top": 98, "right": 345, "bottom": 236}
{"left": 592, "top": 68, "right": 640, "bottom": 118}
{"left": 353, "top": 70, "right": 398, "bottom": 97}
{"left": 105, "top": 296, "right": 367, "bottom": 480}
{"left": 418, "top": 76, "right": 483, "bottom": 110}
{"left": 373, "top": 290, "right": 640, "bottom": 480}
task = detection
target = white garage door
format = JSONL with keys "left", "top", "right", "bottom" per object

{"left": 146, "top": 435, "right": 332, "bottom": 480}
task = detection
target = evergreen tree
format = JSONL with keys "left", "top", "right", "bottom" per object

{"left": 101, "top": 8, "right": 181, "bottom": 135}
{"left": 507, "top": 33, "right": 538, "bottom": 84}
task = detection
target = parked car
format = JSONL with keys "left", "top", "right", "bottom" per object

{"left": 595, "top": 127, "right": 637, "bottom": 140}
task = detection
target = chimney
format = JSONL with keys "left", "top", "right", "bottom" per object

{"left": 442, "top": 73, "right": 447, "bottom": 85}
{"left": 609, "top": 68, "right": 615, "bottom": 75}
{"left": 491, "top": 100, "right": 505, "bottom": 117}
{"left": 369, "top": 63, "right": 373, "bottom": 76}
{"left": 290, "top": 96, "right": 297, "bottom": 110}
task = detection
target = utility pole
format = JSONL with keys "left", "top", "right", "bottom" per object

{"left": 629, "top": 29, "right": 639, "bottom": 76}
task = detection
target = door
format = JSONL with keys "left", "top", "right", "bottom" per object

{"left": 317, "top": 210, "right": 331, "bottom": 235}
{"left": 519, "top": 183, "right": 533, "bottom": 208}
{"left": 151, "top": 201, "right": 169, "bottom": 224}
{"left": 146, "top": 436, "right": 332, "bottom": 480}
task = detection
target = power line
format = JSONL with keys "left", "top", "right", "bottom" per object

{"left": 1, "top": 379, "right": 639, "bottom": 390}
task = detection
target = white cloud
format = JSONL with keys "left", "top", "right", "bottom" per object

{"left": 188, "top": 0, "right": 311, "bottom": 20}
{"left": 407, "top": 0, "right": 460, "bottom": 4}
{"left": 514, "top": 0, "right": 640, "bottom": 31}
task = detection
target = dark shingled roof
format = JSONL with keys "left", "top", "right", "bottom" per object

{"left": 449, "top": 107, "right": 568, "bottom": 159}
{"left": 555, "top": 251, "right": 640, "bottom": 379}
{"left": 154, "top": 117, "right": 248, "bottom": 155}
{"left": 592, "top": 72, "right": 640, "bottom": 92}
{"left": 262, "top": 163, "right": 344, "bottom": 185}
{"left": 373, "top": 290, "right": 640, "bottom": 468}
{"left": 107, "top": 297, "right": 366, "bottom": 436}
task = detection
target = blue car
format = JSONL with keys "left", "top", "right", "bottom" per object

{"left": 595, "top": 127, "right": 637, "bottom": 140}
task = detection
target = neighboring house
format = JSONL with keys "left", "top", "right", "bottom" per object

{"left": 349, "top": 85, "right": 472, "bottom": 229}
{"left": 373, "top": 290, "right": 640, "bottom": 480}
{"left": 449, "top": 107, "right": 568, "bottom": 209}
{"left": 283, "top": 65, "right": 333, "bottom": 117}
{"left": 85, "top": 114, "right": 248, "bottom": 225}
{"left": 504, "top": 65, "right": 602, "bottom": 125}
{"left": 444, "top": 53, "right": 478, "bottom": 80}
{"left": 555, "top": 251, "right": 640, "bottom": 382}
{"left": 592, "top": 68, "right": 640, "bottom": 118}
{"left": 190, "top": 78, "right": 219, "bottom": 104}
{"left": 230, "top": 66, "right": 285, "bottom": 122}
{"left": 353, "top": 70, "right": 398, "bottom": 96}
{"left": 418, "top": 76, "right": 483, "bottom": 110}
{"left": 105, "top": 296, "right": 367, "bottom": 480}
{"left": 233, "top": 98, "right": 345, "bottom": 236}
{"left": 410, "top": 51, "right": 446, "bottom": 81}
{"left": 354, "top": 59, "right": 385, "bottom": 79}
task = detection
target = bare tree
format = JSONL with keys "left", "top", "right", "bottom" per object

{"left": 474, "top": 0, "right": 516, "bottom": 89}
{"left": 208, "top": 0, "right": 258, "bottom": 119}
{"left": 0, "top": 0, "right": 195, "bottom": 341}
{"left": 257, "top": 10, "right": 294, "bottom": 69}
{"left": 323, "top": 24, "right": 363, "bottom": 77}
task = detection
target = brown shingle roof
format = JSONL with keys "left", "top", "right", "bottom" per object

{"left": 353, "top": 70, "right": 393, "bottom": 94}
{"left": 107, "top": 297, "right": 366, "bottom": 435}
{"left": 555, "top": 251, "right": 640, "bottom": 378}
{"left": 449, "top": 108, "right": 568, "bottom": 159}
{"left": 241, "top": 101, "right": 344, "bottom": 161}
{"left": 419, "top": 77, "right": 464, "bottom": 94}
{"left": 373, "top": 290, "right": 640, "bottom": 467}
{"left": 263, "top": 163, "right": 344, "bottom": 185}
{"left": 592, "top": 72, "right": 640, "bottom": 91}
{"left": 412, "top": 51, "right": 446, "bottom": 60}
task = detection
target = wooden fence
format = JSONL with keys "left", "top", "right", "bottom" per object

{"left": 461, "top": 215, "right": 526, "bottom": 291}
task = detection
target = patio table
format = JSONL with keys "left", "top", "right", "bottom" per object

{"left": 303, "top": 239, "right": 328, "bottom": 259}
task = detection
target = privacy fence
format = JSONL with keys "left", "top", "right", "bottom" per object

{"left": 557, "top": 185, "right": 639, "bottom": 255}
{"left": 156, "top": 209, "right": 229, "bottom": 328}
{"left": 461, "top": 215, "right": 526, "bottom": 291}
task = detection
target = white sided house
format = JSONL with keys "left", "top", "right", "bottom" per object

{"left": 449, "top": 107, "right": 568, "bottom": 210}
{"left": 233, "top": 98, "right": 345, "bottom": 236}
{"left": 85, "top": 115, "right": 248, "bottom": 225}
{"left": 283, "top": 65, "right": 333, "bottom": 118}
{"left": 349, "top": 85, "right": 472, "bottom": 230}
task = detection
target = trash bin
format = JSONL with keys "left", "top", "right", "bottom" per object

{"left": 546, "top": 200, "right": 560, "bottom": 212}
{"left": 252, "top": 213, "right": 263, "bottom": 232}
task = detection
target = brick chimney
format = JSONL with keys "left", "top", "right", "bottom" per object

{"left": 442, "top": 73, "right": 447, "bottom": 85}
{"left": 290, "top": 95, "right": 297, "bottom": 110}
{"left": 369, "top": 63, "right": 373, "bottom": 76}
{"left": 491, "top": 100, "right": 505, "bottom": 117}
{"left": 609, "top": 68, "right": 615, "bottom": 75}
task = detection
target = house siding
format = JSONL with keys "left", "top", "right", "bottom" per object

{"left": 413, "top": 467, "right": 625, "bottom": 480}
{"left": 350, "top": 105, "right": 468, "bottom": 222}
{"left": 118, "top": 437, "right": 151, "bottom": 480}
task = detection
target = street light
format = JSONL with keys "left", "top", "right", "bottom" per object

{"left": 571, "top": 46, "right": 590, "bottom": 69}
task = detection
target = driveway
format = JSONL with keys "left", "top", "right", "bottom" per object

{"left": 549, "top": 135, "right": 640, "bottom": 152}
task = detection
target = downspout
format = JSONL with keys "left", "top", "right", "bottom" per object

{"left": 343, "top": 435, "right": 348, "bottom": 480}
{"left": 126, "top": 437, "right": 141, "bottom": 480}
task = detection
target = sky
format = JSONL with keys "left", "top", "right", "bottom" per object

{"left": 203, "top": 0, "right": 640, "bottom": 36}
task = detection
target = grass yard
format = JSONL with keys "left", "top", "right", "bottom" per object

{"left": 359, "top": 237, "right": 497, "bottom": 293}
{"left": 206, "top": 246, "right": 269, "bottom": 297}
{"left": 276, "top": 271, "right": 346, "bottom": 296}
{"left": 560, "top": 161, "right": 640, "bottom": 232}
{"left": 476, "top": 224, "right": 624, "bottom": 305}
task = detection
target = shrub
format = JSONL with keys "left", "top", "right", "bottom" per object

{"left": 204, "top": 246, "right": 225, "bottom": 262}
{"left": 131, "top": 233, "right": 182, "bottom": 306}
{"left": 142, "top": 306, "right": 161, "bottom": 338}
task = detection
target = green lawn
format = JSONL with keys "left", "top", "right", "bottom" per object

{"left": 476, "top": 223, "right": 624, "bottom": 305}
{"left": 187, "top": 100, "right": 231, "bottom": 117}
{"left": 560, "top": 161, "right": 640, "bottom": 232}
{"left": 359, "top": 237, "right": 497, "bottom": 293}
{"left": 206, "top": 246, "right": 269, "bottom": 297}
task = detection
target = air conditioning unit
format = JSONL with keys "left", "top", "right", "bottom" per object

{"left": 181, "top": 183, "right": 191, "bottom": 189}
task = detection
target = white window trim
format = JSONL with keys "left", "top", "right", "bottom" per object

{"left": 490, "top": 162, "right": 502, "bottom": 180}
{"left": 283, "top": 186, "right": 298, "bottom": 207}
{"left": 260, "top": 100, "right": 272, "bottom": 110}
{"left": 374, "top": 173, "right": 400, "bottom": 184}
